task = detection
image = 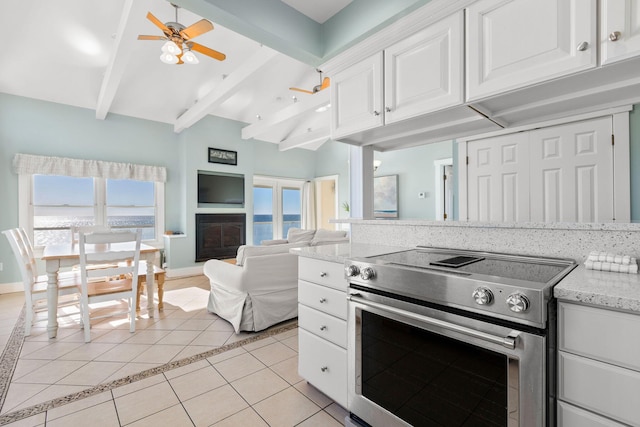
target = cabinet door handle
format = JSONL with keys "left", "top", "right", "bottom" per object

{"left": 576, "top": 41, "right": 589, "bottom": 51}
{"left": 320, "top": 366, "right": 328, "bottom": 372}
{"left": 373, "top": 110, "right": 380, "bottom": 116}
{"left": 385, "top": 107, "right": 392, "bottom": 113}
{"left": 319, "top": 272, "right": 327, "bottom": 277}
{"left": 609, "top": 31, "right": 621, "bottom": 42}
{"left": 320, "top": 325, "right": 327, "bottom": 331}
{"left": 319, "top": 298, "right": 327, "bottom": 303}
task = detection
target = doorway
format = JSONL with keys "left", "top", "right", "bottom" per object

{"left": 434, "top": 158, "right": 453, "bottom": 221}
{"left": 315, "top": 175, "right": 339, "bottom": 230}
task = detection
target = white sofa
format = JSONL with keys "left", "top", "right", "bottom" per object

{"left": 203, "top": 228, "right": 349, "bottom": 332}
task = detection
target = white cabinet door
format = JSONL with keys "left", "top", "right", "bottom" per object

{"left": 466, "top": 0, "right": 597, "bottom": 101}
{"left": 529, "top": 118, "right": 613, "bottom": 222}
{"left": 384, "top": 11, "right": 463, "bottom": 124}
{"left": 467, "top": 132, "right": 530, "bottom": 222}
{"left": 330, "top": 52, "right": 384, "bottom": 139}
{"left": 601, "top": 0, "right": 640, "bottom": 65}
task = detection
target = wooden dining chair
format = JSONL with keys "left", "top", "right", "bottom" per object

{"left": 77, "top": 229, "right": 142, "bottom": 343}
{"left": 70, "top": 225, "right": 111, "bottom": 246}
{"left": 2, "top": 228, "right": 80, "bottom": 336}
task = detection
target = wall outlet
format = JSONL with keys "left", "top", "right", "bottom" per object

{"left": 418, "top": 192, "right": 427, "bottom": 199}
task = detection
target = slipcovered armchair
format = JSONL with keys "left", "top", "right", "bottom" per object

{"left": 203, "top": 228, "right": 348, "bottom": 332}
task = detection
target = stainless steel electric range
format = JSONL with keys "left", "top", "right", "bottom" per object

{"left": 345, "top": 246, "right": 577, "bottom": 427}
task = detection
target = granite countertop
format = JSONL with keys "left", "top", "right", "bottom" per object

{"left": 555, "top": 265, "right": 640, "bottom": 313}
{"left": 291, "top": 243, "right": 410, "bottom": 263}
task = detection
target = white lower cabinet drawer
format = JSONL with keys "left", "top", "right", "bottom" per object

{"left": 298, "top": 328, "right": 347, "bottom": 408}
{"left": 299, "top": 303, "right": 347, "bottom": 348}
{"left": 298, "top": 280, "right": 347, "bottom": 320}
{"left": 298, "top": 257, "right": 346, "bottom": 291}
{"left": 558, "top": 401, "right": 626, "bottom": 427}
{"left": 559, "top": 351, "right": 640, "bottom": 426}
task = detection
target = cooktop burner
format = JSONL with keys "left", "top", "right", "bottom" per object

{"left": 368, "top": 248, "right": 570, "bottom": 284}
{"left": 346, "top": 246, "right": 577, "bottom": 328}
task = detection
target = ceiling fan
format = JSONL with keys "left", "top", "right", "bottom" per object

{"left": 290, "top": 69, "right": 330, "bottom": 94}
{"left": 137, "top": 3, "right": 226, "bottom": 64}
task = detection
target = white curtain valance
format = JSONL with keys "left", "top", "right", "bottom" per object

{"left": 12, "top": 153, "right": 167, "bottom": 182}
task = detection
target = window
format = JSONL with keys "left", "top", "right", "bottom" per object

{"left": 253, "top": 176, "right": 303, "bottom": 244}
{"left": 22, "top": 175, "right": 164, "bottom": 247}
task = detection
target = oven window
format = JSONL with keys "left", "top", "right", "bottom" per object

{"left": 362, "top": 311, "right": 508, "bottom": 426}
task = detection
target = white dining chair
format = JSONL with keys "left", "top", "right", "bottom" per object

{"left": 2, "top": 228, "right": 80, "bottom": 336}
{"left": 77, "top": 229, "right": 142, "bottom": 343}
{"left": 70, "top": 225, "right": 112, "bottom": 246}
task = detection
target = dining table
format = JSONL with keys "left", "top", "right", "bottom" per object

{"left": 41, "top": 242, "right": 160, "bottom": 339}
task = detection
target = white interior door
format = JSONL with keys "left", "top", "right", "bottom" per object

{"left": 467, "top": 133, "right": 530, "bottom": 222}
{"left": 529, "top": 117, "right": 613, "bottom": 222}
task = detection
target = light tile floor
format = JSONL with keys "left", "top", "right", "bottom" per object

{"left": 0, "top": 275, "right": 346, "bottom": 426}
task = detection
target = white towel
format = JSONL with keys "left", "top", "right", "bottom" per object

{"left": 584, "top": 256, "right": 638, "bottom": 274}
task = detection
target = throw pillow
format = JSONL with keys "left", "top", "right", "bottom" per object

{"left": 286, "top": 228, "right": 316, "bottom": 243}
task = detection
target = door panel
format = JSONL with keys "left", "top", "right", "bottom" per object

{"left": 467, "top": 133, "right": 530, "bottom": 222}
{"left": 601, "top": 0, "right": 640, "bottom": 65}
{"left": 529, "top": 117, "right": 613, "bottom": 222}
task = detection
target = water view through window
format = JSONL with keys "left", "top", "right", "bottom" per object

{"left": 32, "top": 175, "right": 156, "bottom": 245}
{"left": 253, "top": 186, "right": 301, "bottom": 244}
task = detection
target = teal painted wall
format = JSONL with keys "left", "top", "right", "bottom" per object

{"left": 0, "top": 94, "right": 347, "bottom": 285}
{"left": 313, "top": 140, "right": 351, "bottom": 220}
{"left": 373, "top": 140, "right": 453, "bottom": 220}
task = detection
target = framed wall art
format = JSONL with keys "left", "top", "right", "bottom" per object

{"left": 374, "top": 175, "right": 398, "bottom": 219}
{"left": 208, "top": 148, "right": 237, "bottom": 165}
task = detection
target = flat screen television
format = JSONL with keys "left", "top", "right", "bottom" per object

{"left": 197, "top": 171, "right": 245, "bottom": 205}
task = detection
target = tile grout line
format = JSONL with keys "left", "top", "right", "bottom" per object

{"left": 0, "top": 319, "right": 297, "bottom": 426}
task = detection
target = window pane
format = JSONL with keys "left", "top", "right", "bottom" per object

{"left": 253, "top": 186, "right": 273, "bottom": 244}
{"left": 33, "top": 175, "right": 94, "bottom": 245}
{"left": 107, "top": 179, "right": 154, "bottom": 206}
{"left": 282, "top": 188, "right": 301, "bottom": 239}
{"left": 106, "top": 179, "right": 156, "bottom": 240}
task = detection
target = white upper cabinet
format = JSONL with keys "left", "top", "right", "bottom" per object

{"left": 601, "top": 0, "right": 640, "bottom": 65}
{"left": 466, "top": 0, "right": 597, "bottom": 102}
{"left": 384, "top": 11, "right": 464, "bottom": 124}
{"left": 331, "top": 52, "right": 384, "bottom": 140}
{"left": 330, "top": 11, "right": 464, "bottom": 140}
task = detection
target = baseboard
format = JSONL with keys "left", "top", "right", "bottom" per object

{"left": 0, "top": 282, "right": 24, "bottom": 294}
{"left": 165, "top": 266, "right": 204, "bottom": 279}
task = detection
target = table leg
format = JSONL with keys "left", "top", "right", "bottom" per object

{"left": 145, "top": 255, "right": 155, "bottom": 318}
{"left": 45, "top": 261, "right": 60, "bottom": 339}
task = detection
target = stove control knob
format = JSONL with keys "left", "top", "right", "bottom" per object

{"left": 506, "top": 293, "right": 530, "bottom": 313}
{"left": 472, "top": 287, "right": 494, "bottom": 305}
{"left": 360, "top": 267, "right": 376, "bottom": 281}
{"left": 345, "top": 265, "right": 360, "bottom": 277}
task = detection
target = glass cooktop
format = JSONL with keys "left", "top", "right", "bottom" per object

{"left": 366, "top": 248, "right": 573, "bottom": 284}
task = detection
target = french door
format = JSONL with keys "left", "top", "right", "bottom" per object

{"left": 252, "top": 176, "right": 303, "bottom": 244}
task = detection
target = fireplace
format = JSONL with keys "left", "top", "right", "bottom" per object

{"left": 195, "top": 214, "right": 246, "bottom": 262}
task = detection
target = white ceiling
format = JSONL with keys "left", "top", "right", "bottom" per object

{"left": 0, "top": 0, "right": 417, "bottom": 151}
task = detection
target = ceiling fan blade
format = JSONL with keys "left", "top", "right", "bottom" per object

{"left": 188, "top": 42, "right": 226, "bottom": 61}
{"left": 320, "top": 77, "right": 330, "bottom": 91}
{"left": 289, "top": 87, "right": 315, "bottom": 95}
{"left": 146, "top": 12, "right": 172, "bottom": 36}
{"left": 137, "top": 35, "right": 165, "bottom": 41}
{"left": 180, "top": 19, "right": 214, "bottom": 40}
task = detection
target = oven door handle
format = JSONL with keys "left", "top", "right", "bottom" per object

{"left": 349, "top": 293, "right": 518, "bottom": 350}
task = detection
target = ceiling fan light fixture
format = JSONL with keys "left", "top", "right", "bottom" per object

{"left": 161, "top": 40, "right": 182, "bottom": 55}
{"left": 160, "top": 52, "right": 179, "bottom": 64}
{"left": 182, "top": 50, "right": 199, "bottom": 64}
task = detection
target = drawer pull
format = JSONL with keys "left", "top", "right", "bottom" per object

{"left": 320, "top": 325, "right": 327, "bottom": 331}
{"left": 320, "top": 366, "right": 328, "bottom": 372}
{"left": 319, "top": 298, "right": 327, "bottom": 303}
{"left": 320, "top": 272, "right": 327, "bottom": 277}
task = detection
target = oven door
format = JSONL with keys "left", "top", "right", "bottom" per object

{"left": 348, "top": 290, "right": 547, "bottom": 427}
